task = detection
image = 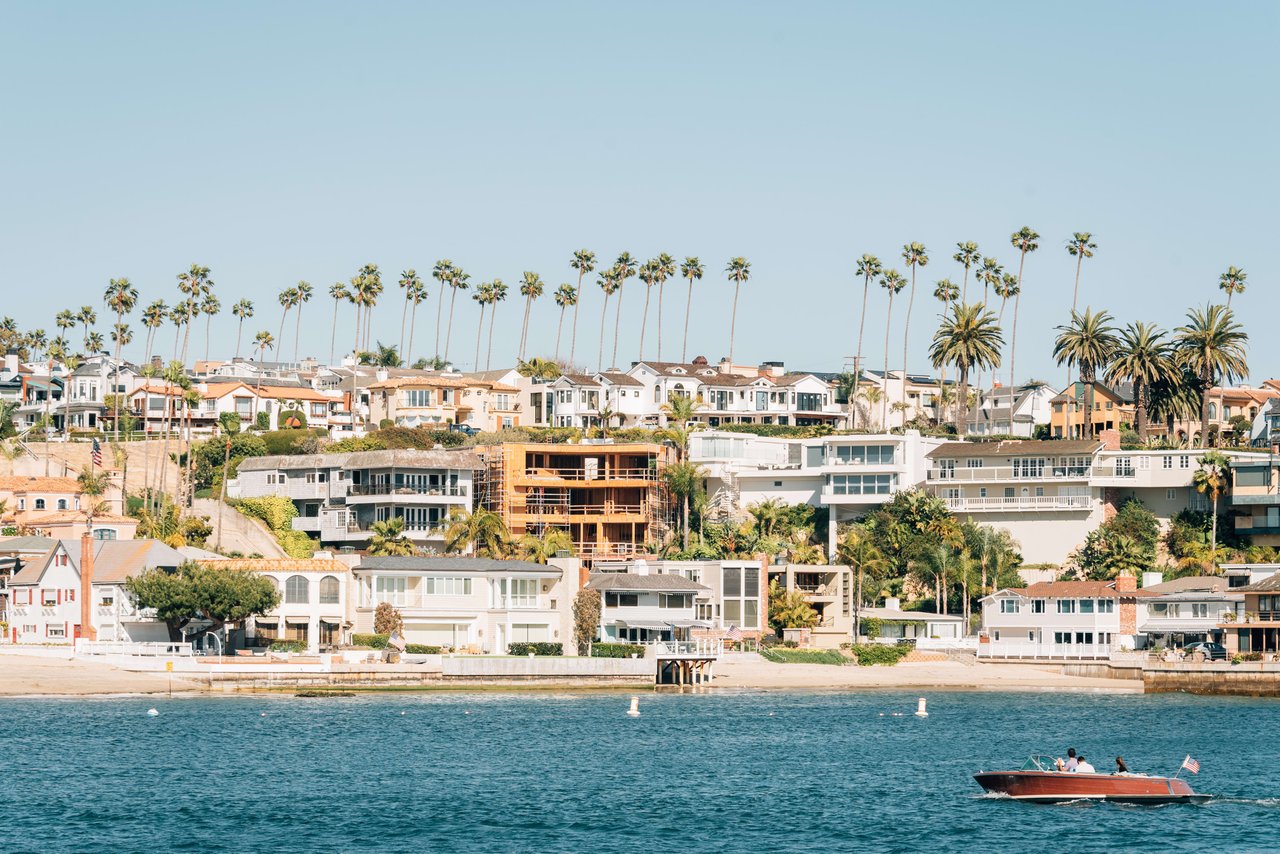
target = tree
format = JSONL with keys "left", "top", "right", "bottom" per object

{"left": 654, "top": 252, "right": 676, "bottom": 360}
{"left": 77, "top": 465, "right": 109, "bottom": 533}
{"left": 952, "top": 241, "right": 981, "bottom": 302}
{"left": 851, "top": 254, "right": 882, "bottom": 430}
{"left": 899, "top": 242, "right": 929, "bottom": 422}
{"left": 636, "top": 259, "right": 658, "bottom": 360}
{"left": 1218, "top": 265, "right": 1247, "bottom": 305}
{"left": 430, "top": 259, "right": 455, "bottom": 361}
{"left": 472, "top": 281, "right": 494, "bottom": 371}
{"left": 663, "top": 461, "right": 706, "bottom": 552}
{"left": 175, "top": 264, "right": 212, "bottom": 364}
{"left": 516, "top": 529, "right": 574, "bottom": 564}
{"left": 444, "top": 507, "right": 510, "bottom": 557}
{"left": 569, "top": 250, "right": 596, "bottom": 366}
{"left": 928, "top": 303, "right": 1003, "bottom": 436}
{"left": 724, "top": 256, "right": 751, "bottom": 364}
{"left": 1193, "top": 451, "right": 1230, "bottom": 566}
{"left": 836, "top": 525, "right": 888, "bottom": 639}
{"left": 878, "top": 269, "right": 907, "bottom": 429}
{"left": 398, "top": 268, "right": 423, "bottom": 360}
{"left": 1007, "top": 226, "right": 1040, "bottom": 393}
{"left": 1175, "top": 304, "right": 1249, "bottom": 447}
{"left": 485, "top": 279, "right": 508, "bottom": 371}
{"left": 104, "top": 277, "right": 138, "bottom": 442}
{"left": 357, "top": 342, "right": 402, "bottom": 368}
{"left": 443, "top": 267, "right": 470, "bottom": 364}
{"left": 275, "top": 285, "right": 297, "bottom": 360}
{"left": 1053, "top": 308, "right": 1119, "bottom": 439}
{"left": 368, "top": 517, "right": 417, "bottom": 556}
{"left": 517, "top": 271, "right": 544, "bottom": 361}
{"left": 231, "top": 299, "right": 254, "bottom": 359}
{"left": 325, "top": 283, "right": 346, "bottom": 364}
{"left": 291, "top": 281, "right": 312, "bottom": 364}
{"left": 767, "top": 579, "right": 819, "bottom": 633}
{"left": 596, "top": 269, "right": 619, "bottom": 370}
{"left": 141, "top": 299, "right": 167, "bottom": 366}
{"left": 552, "top": 284, "right": 577, "bottom": 362}
{"left": 933, "top": 278, "right": 959, "bottom": 312}
{"left": 611, "top": 253, "right": 638, "bottom": 369}
{"left": 517, "top": 357, "right": 563, "bottom": 381}
{"left": 374, "top": 601, "right": 404, "bottom": 635}
{"left": 680, "top": 256, "right": 704, "bottom": 363}
{"left": 1107, "top": 322, "right": 1174, "bottom": 442}
{"left": 573, "top": 588, "right": 602, "bottom": 654}
{"left": 125, "top": 561, "right": 280, "bottom": 641}
{"left": 1065, "top": 232, "right": 1097, "bottom": 314}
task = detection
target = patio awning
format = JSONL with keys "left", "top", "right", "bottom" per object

{"left": 665, "top": 620, "right": 712, "bottom": 629}
{"left": 1140, "top": 622, "right": 1214, "bottom": 634}
{"left": 614, "top": 620, "right": 667, "bottom": 630}
{"left": 284, "top": 616, "right": 310, "bottom": 625}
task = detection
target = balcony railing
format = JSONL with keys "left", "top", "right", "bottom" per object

{"left": 977, "top": 642, "right": 1114, "bottom": 660}
{"left": 523, "top": 503, "right": 648, "bottom": 516}
{"left": 943, "top": 495, "right": 1092, "bottom": 512}
{"left": 524, "top": 467, "right": 657, "bottom": 481}
{"left": 348, "top": 483, "right": 468, "bottom": 498}
{"left": 928, "top": 466, "right": 1092, "bottom": 482}
{"left": 575, "top": 542, "right": 639, "bottom": 557}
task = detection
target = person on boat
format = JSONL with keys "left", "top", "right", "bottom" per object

{"left": 1075, "top": 755, "right": 1096, "bottom": 773}
{"left": 1115, "top": 756, "right": 1129, "bottom": 774}
{"left": 1055, "top": 748, "right": 1079, "bottom": 771}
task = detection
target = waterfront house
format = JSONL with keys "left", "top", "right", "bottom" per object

{"left": 1218, "top": 572, "right": 1280, "bottom": 655}
{"left": 197, "top": 556, "right": 352, "bottom": 653}
{"left": 766, "top": 563, "right": 854, "bottom": 647}
{"left": 590, "top": 558, "right": 767, "bottom": 640}
{"left": 858, "top": 596, "right": 966, "bottom": 643}
{"left": 978, "top": 575, "right": 1156, "bottom": 659}
{"left": 967, "top": 383, "right": 1057, "bottom": 438}
{"left": 1228, "top": 457, "right": 1280, "bottom": 548}
{"left": 352, "top": 555, "right": 579, "bottom": 653}
{"left": 1136, "top": 576, "right": 1240, "bottom": 649}
{"left": 584, "top": 569, "right": 711, "bottom": 644}
{"left": 367, "top": 373, "right": 522, "bottom": 432}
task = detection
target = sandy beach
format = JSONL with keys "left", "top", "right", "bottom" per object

{"left": 0, "top": 656, "right": 205, "bottom": 697}
{"left": 712, "top": 659, "right": 1142, "bottom": 693}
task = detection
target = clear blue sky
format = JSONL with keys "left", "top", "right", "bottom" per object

{"left": 1, "top": 1, "right": 1275, "bottom": 382}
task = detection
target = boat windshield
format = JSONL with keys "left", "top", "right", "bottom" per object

{"left": 1020, "top": 755, "right": 1057, "bottom": 771}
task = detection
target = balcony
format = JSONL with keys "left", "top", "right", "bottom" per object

{"left": 347, "top": 483, "right": 469, "bottom": 499}
{"left": 943, "top": 495, "right": 1093, "bottom": 513}
{"left": 521, "top": 502, "right": 649, "bottom": 518}
{"left": 523, "top": 466, "right": 657, "bottom": 482}
{"left": 928, "top": 466, "right": 1092, "bottom": 482}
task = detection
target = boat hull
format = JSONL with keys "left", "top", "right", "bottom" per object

{"left": 974, "top": 771, "right": 1209, "bottom": 804}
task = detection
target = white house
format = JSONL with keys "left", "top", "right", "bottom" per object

{"left": 584, "top": 570, "right": 712, "bottom": 643}
{"left": 967, "top": 383, "right": 1057, "bottom": 438}
{"left": 978, "top": 576, "right": 1154, "bottom": 659}
{"left": 198, "top": 557, "right": 352, "bottom": 653}
{"left": 591, "top": 558, "right": 767, "bottom": 638}
{"left": 1136, "top": 576, "right": 1241, "bottom": 648}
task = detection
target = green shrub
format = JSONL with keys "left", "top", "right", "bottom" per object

{"left": 236, "top": 495, "right": 298, "bottom": 532}
{"left": 259, "top": 428, "right": 326, "bottom": 456}
{"left": 352, "top": 633, "right": 389, "bottom": 649}
{"left": 1243, "top": 651, "right": 1263, "bottom": 662}
{"left": 508, "top": 642, "right": 564, "bottom": 656}
{"left": 278, "top": 529, "right": 317, "bottom": 558}
{"left": 760, "top": 648, "right": 847, "bottom": 665}
{"left": 781, "top": 639, "right": 799, "bottom": 648}
{"left": 405, "top": 644, "right": 442, "bottom": 655}
{"left": 269, "top": 640, "right": 306, "bottom": 653}
{"left": 858, "top": 617, "right": 883, "bottom": 638}
{"left": 849, "top": 644, "right": 910, "bottom": 666}
{"left": 590, "top": 642, "right": 645, "bottom": 658}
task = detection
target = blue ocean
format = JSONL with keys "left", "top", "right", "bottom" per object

{"left": 3, "top": 690, "right": 1276, "bottom": 853}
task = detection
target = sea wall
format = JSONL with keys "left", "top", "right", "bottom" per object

{"left": 1143, "top": 662, "right": 1280, "bottom": 697}
{"left": 1060, "top": 663, "right": 1143, "bottom": 681}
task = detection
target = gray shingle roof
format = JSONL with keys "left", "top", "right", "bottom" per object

{"left": 1141, "top": 576, "right": 1230, "bottom": 594}
{"left": 1240, "top": 574, "right": 1280, "bottom": 593}
{"left": 927, "top": 439, "right": 1103, "bottom": 459}
{"left": 237, "top": 448, "right": 482, "bottom": 472}
{"left": 584, "top": 572, "right": 710, "bottom": 593}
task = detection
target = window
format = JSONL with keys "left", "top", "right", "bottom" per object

{"left": 660, "top": 593, "right": 690, "bottom": 608}
{"left": 405, "top": 389, "right": 434, "bottom": 407}
{"left": 1162, "top": 455, "right": 1173, "bottom": 469}
{"left": 508, "top": 579, "right": 537, "bottom": 608}
{"left": 47, "top": 625, "right": 65, "bottom": 638}
{"left": 319, "top": 575, "right": 340, "bottom": 604}
{"left": 235, "top": 397, "right": 253, "bottom": 417}
{"left": 1191, "top": 603, "right": 1209, "bottom": 618}
{"left": 1097, "top": 599, "right": 1114, "bottom": 614}
{"left": 34, "top": 499, "right": 45, "bottom": 510}
{"left": 1057, "top": 599, "right": 1076, "bottom": 614}
{"left": 305, "top": 472, "right": 329, "bottom": 484}
{"left": 56, "top": 498, "right": 68, "bottom": 510}
{"left": 93, "top": 528, "right": 117, "bottom": 540}
{"left": 1114, "top": 457, "right": 1134, "bottom": 477}
{"left": 42, "top": 590, "right": 58, "bottom": 606}
{"left": 993, "top": 630, "right": 1001, "bottom": 641}
{"left": 1166, "top": 489, "right": 1177, "bottom": 500}
{"left": 1180, "top": 455, "right": 1190, "bottom": 469}
{"left": 604, "top": 592, "right": 639, "bottom": 607}
{"left": 99, "top": 594, "right": 114, "bottom": 607}
{"left": 830, "top": 474, "right": 894, "bottom": 495}
{"left": 1079, "top": 598, "right": 1095, "bottom": 614}
{"left": 1000, "top": 600, "right": 1019, "bottom": 614}
{"left": 374, "top": 576, "right": 408, "bottom": 606}
{"left": 966, "top": 459, "right": 984, "bottom": 468}
{"left": 1031, "top": 599, "right": 1045, "bottom": 613}
{"left": 936, "top": 459, "right": 956, "bottom": 479}
{"left": 285, "top": 575, "right": 309, "bottom": 604}
{"left": 424, "top": 577, "right": 473, "bottom": 597}
{"left": 1012, "top": 458, "right": 1045, "bottom": 478}
{"left": 833, "top": 445, "right": 895, "bottom": 465}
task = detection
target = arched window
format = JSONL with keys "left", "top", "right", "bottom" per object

{"left": 319, "top": 575, "right": 340, "bottom": 605}
{"left": 1207, "top": 403, "right": 1217, "bottom": 420}
{"left": 34, "top": 499, "right": 45, "bottom": 510}
{"left": 285, "top": 575, "right": 309, "bottom": 604}
{"left": 56, "top": 499, "right": 68, "bottom": 510}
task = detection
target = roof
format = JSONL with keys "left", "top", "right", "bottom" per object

{"left": 134, "top": 381, "right": 332, "bottom": 402}
{"left": 197, "top": 557, "right": 351, "bottom": 574}
{"left": 598, "top": 371, "right": 643, "bottom": 387}
{"left": 858, "top": 605, "right": 964, "bottom": 622}
{"left": 355, "top": 556, "right": 561, "bottom": 575}
{"left": 1239, "top": 574, "right": 1280, "bottom": 593}
{"left": 629, "top": 360, "right": 719, "bottom": 379}
{"left": 237, "top": 448, "right": 483, "bottom": 472}
{"left": 992, "top": 580, "right": 1158, "bottom": 599}
{"left": 0, "top": 476, "right": 82, "bottom": 494}
{"left": 1050, "top": 380, "right": 1135, "bottom": 405}
{"left": 369, "top": 375, "right": 517, "bottom": 392}
{"left": 927, "top": 439, "right": 1103, "bottom": 459}
{"left": 0, "top": 535, "right": 56, "bottom": 553}
{"left": 584, "top": 572, "right": 710, "bottom": 593}
{"left": 24, "top": 511, "right": 137, "bottom": 526}
{"left": 9, "top": 538, "right": 185, "bottom": 586}
{"left": 1141, "top": 576, "right": 1230, "bottom": 594}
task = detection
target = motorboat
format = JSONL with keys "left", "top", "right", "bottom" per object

{"left": 974, "top": 755, "right": 1210, "bottom": 804}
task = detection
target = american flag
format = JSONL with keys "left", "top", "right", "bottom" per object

{"left": 1181, "top": 755, "right": 1200, "bottom": 775}
{"left": 726, "top": 625, "right": 742, "bottom": 641}
{"left": 91, "top": 438, "right": 103, "bottom": 467}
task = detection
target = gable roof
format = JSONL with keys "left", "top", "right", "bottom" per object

{"left": 9, "top": 538, "right": 185, "bottom": 586}
{"left": 197, "top": 557, "right": 351, "bottom": 574}
{"left": 237, "top": 448, "right": 482, "bottom": 472}
{"left": 584, "top": 572, "right": 710, "bottom": 593}
{"left": 927, "top": 439, "right": 1103, "bottom": 459}
{"left": 1141, "top": 576, "right": 1230, "bottom": 594}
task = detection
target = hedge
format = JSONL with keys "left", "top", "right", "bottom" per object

{"left": 760, "top": 648, "right": 847, "bottom": 665}
{"left": 590, "top": 643, "right": 645, "bottom": 658}
{"left": 269, "top": 640, "right": 306, "bottom": 653}
{"left": 508, "top": 642, "right": 563, "bottom": 656}
{"left": 352, "top": 633, "right": 389, "bottom": 649}
{"left": 405, "top": 644, "right": 442, "bottom": 655}
{"left": 849, "top": 644, "right": 910, "bottom": 666}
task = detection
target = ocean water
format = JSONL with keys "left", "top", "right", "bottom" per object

{"left": 3, "top": 689, "right": 1278, "bottom": 853}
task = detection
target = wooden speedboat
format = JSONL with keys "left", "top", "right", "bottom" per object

{"left": 974, "top": 755, "right": 1210, "bottom": 804}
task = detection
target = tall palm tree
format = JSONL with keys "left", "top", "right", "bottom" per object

{"left": 953, "top": 241, "right": 981, "bottom": 302}
{"left": 405, "top": 277, "right": 427, "bottom": 364}
{"left": 517, "top": 271, "right": 544, "bottom": 361}
{"left": 654, "top": 252, "right": 676, "bottom": 360}
{"left": 637, "top": 259, "right": 658, "bottom": 360}
{"left": 836, "top": 526, "right": 888, "bottom": 639}
{"left": 1175, "top": 304, "right": 1249, "bottom": 446}
{"left": 993, "top": 273, "right": 1019, "bottom": 326}
{"left": 86, "top": 331, "right": 105, "bottom": 354}
{"left": 1007, "top": 226, "right": 1040, "bottom": 394}
{"left": 1053, "top": 308, "right": 1119, "bottom": 439}
{"left": 933, "top": 279, "right": 959, "bottom": 312}
{"left": 291, "top": 281, "right": 313, "bottom": 364}
{"left": 356, "top": 263, "right": 383, "bottom": 353}
{"left": 444, "top": 507, "right": 511, "bottom": 557}
{"left": 252, "top": 331, "right": 274, "bottom": 425}
{"left": 103, "top": 278, "right": 138, "bottom": 442}
{"left": 200, "top": 292, "right": 221, "bottom": 363}
{"left": 1065, "top": 232, "right": 1097, "bottom": 314}
{"left": 1107, "top": 322, "right": 1174, "bottom": 441}
{"left": 431, "top": 259, "right": 455, "bottom": 360}
{"left": 851, "top": 254, "right": 882, "bottom": 430}
{"left": 397, "top": 269, "right": 423, "bottom": 360}
{"left": 486, "top": 279, "right": 507, "bottom": 370}
{"left": 928, "top": 302, "right": 1003, "bottom": 435}
{"left": 231, "top": 299, "right": 254, "bottom": 359}
{"left": 596, "top": 269, "right": 619, "bottom": 371}
{"left": 1218, "top": 265, "right": 1247, "bottom": 305}
{"left": 472, "top": 282, "right": 494, "bottom": 371}
{"left": 1148, "top": 369, "right": 1202, "bottom": 445}
{"left": 141, "top": 300, "right": 167, "bottom": 366}
{"left": 611, "top": 252, "right": 638, "bottom": 369}
{"left": 553, "top": 284, "right": 577, "bottom": 362}
{"left": 976, "top": 256, "right": 1003, "bottom": 305}
{"left": 878, "top": 269, "right": 907, "bottom": 429}
{"left": 899, "top": 242, "right": 929, "bottom": 416}
{"left": 724, "top": 257, "right": 751, "bottom": 364}
{"left": 276, "top": 286, "right": 297, "bottom": 361}
{"left": 680, "top": 256, "right": 704, "bottom": 363}
{"left": 569, "top": 250, "right": 596, "bottom": 367}
{"left": 1193, "top": 451, "right": 1231, "bottom": 565}
{"left": 443, "top": 268, "right": 470, "bottom": 365}
{"left": 76, "top": 305, "right": 97, "bottom": 351}
{"left": 175, "top": 264, "right": 212, "bottom": 365}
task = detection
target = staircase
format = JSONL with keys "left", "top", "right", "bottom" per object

{"left": 707, "top": 465, "right": 742, "bottom": 522}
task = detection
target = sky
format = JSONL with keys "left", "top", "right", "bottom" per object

{"left": 1, "top": 1, "right": 1276, "bottom": 385}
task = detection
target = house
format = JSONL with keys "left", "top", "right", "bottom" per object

{"left": 855, "top": 369, "right": 954, "bottom": 430}
{"left": 367, "top": 373, "right": 522, "bottom": 432}
{"left": 0, "top": 476, "right": 137, "bottom": 540}
{"left": 352, "top": 555, "right": 580, "bottom": 653}
{"left": 584, "top": 570, "right": 712, "bottom": 643}
{"left": 968, "top": 383, "right": 1057, "bottom": 438}
{"left": 1049, "top": 381, "right": 1135, "bottom": 439}
{"left": 1229, "top": 456, "right": 1280, "bottom": 548}
{"left": 1137, "top": 576, "right": 1240, "bottom": 648}
{"left": 590, "top": 558, "right": 767, "bottom": 639}
{"left": 978, "top": 575, "right": 1156, "bottom": 659}
{"left": 1218, "top": 572, "right": 1280, "bottom": 655}
{"left": 198, "top": 557, "right": 352, "bottom": 653}
{"left": 61, "top": 355, "right": 144, "bottom": 433}
{"left": 857, "top": 596, "right": 966, "bottom": 643}
{"left": 128, "top": 381, "right": 341, "bottom": 434}
{"left": 1176, "top": 383, "right": 1280, "bottom": 446}
{"left": 766, "top": 563, "right": 854, "bottom": 647}
{"left": 5, "top": 537, "right": 184, "bottom": 645}
{"left": 545, "top": 372, "right": 650, "bottom": 428}
{"left": 480, "top": 441, "right": 672, "bottom": 565}
{"left": 233, "top": 448, "right": 483, "bottom": 550}
{"left": 0, "top": 535, "right": 56, "bottom": 628}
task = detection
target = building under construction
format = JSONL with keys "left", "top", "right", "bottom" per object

{"left": 478, "top": 442, "right": 672, "bottom": 571}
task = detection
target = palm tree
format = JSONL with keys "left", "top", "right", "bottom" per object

{"left": 175, "top": 264, "right": 212, "bottom": 365}
{"left": 724, "top": 256, "right": 751, "bottom": 364}
{"left": 928, "top": 302, "right": 1003, "bottom": 435}
{"left": 517, "top": 357, "right": 563, "bottom": 381}
{"left": 976, "top": 256, "right": 1002, "bottom": 305}
{"left": 569, "top": 250, "right": 596, "bottom": 367}
{"left": 515, "top": 528, "right": 574, "bottom": 564}
{"left": 899, "top": 242, "right": 929, "bottom": 419}
{"left": 231, "top": 299, "right": 254, "bottom": 359}
{"left": 878, "top": 269, "right": 907, "bottom": 429}
{"left": 103, "top": 278, "right": 138, "bottom": 442}
{"left": 654, "top": 253, "right": 676, "bottom": 360}
{"left": 359, "top": 342, "right": 402, "bottom": 367}
{"left": 1218, "top": 265, "right": 1247, "bottom": 305}
{"left": 368, "top": 517, "right": 417, "bottom": 556}
{"left": 993, "top": 273, "right": 1019, "bottom": 327}
{"left": 836, "top": 525, "right": 888, "bottom": 639}
{"left": 553, "top": 284, "right": 577, "bottom": 362}
{"left": 1107, "top": 322, "right": 1174, "bottom": 442}
{"left": 486, "top": 279, "right": 507, "bottom": 370}
{"left": 851, "top": 254, "right": 882, "bottom": 430}
{"left": 596, "top": 269, "right": 619, "bottom": 370}
{"left": 1175, "top": 304, "right": 1249, "bottom": 446}
{"left": 431, "top": 259, "right": 455, "bottom": 360}
{"left": 141, "top": 300, "right": 167, "bottom": 366}
{"left": 516, "top": 271, "right": 544, "bottom": 361}
{"left": 444, "top": 507, "right": 511, "bottom": 557}
{"left": 680, "top": 257, "right": 704, "bottom": 363}
{"left": 356, "top": 263, "right": 383, "bottom": 353}
{"left": 291, "top": 281, "right": 313, "bottom": 364}
{"left": 276, "top": 286, "right": 297, "bottom": 361}
{"left": 1194, "top": 451, "right": 1231, "bottom": 565}
{"left": 611, "top": 253, "right": 638, "bottom": 369}
{"left": 443, "top": 268, "right": 470, "bottom": 365}
{"left": 637, "top": 259, "right": 658, "bottom": 360}
{"left": 1007, "top": 226, "right": 1040, "bottom": 394}
{"left": 1053, "top": 309, "right": 1119, "bottom": 439}
{"left": 397, "top": 268, "right": 422, "bottom": 358}
{"left": 77, "top": 465, "right": 110, "bottom": 535}
{"left": 76, "top": 305, "right": 97, "bottom": 351}
{"left": 200, "top": 292, "right": 221, "bottom": 363}
{"left": 404, "top": 277, "right": 427, "bottom": 364}
{"left": 933, "top": 278, "right": 959, "bottom": 312}
{"left": 86, "top": 331, "right": 105, "bottom": 354}
{"left": 834, "top": 371, "right": 860, "bottom": 430}
{"left": 1065, "top": 232, "right": 1097, "bottom": 314}
{"left": 472, "top": 282, "right": 494, "bottom": 371}
{"left": 953, "top": 241, "right": 981, "bottom": 302}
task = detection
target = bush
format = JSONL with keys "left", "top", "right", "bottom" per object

{"left": 352, "top": 633, "right": 389, "bottom": 649}
{"left": 760, "top": 648, "right": 847, "bottom": 665}
{"left": 259, "top": 428, "right": 327, "bottom": 456}
{"left": 236, "top": 495, "right": 298, "bottom": 532}
{"left": 269, "top": 640, "right": 306, "bottom": 653}
{"left": 590, "top": 642, "right": 645, "bottom": 658}
{"left": 405, "top": 644, "right": 442, "bottom": 655}
{"left": 849, "top": 644, "right": 910, "bottom": 666}
{"left": 508, "top": 642, "right": 563, "bottom": 656}
{"left": 1243, "top": 652, "right": 1263, "bottom": 662}
{"left": 277, "top": 530, "right": 317, "bottom": 558}
{"left": 781, "top": 639, "right": 799, "bottom": 648}
{"left": 277, "top": 408, "right": 308, "bottom": 429}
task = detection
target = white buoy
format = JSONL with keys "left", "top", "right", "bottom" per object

{"left": 260, "top": 712, "right": 267, "bottom": 717}
{"left": 626, "top": 697, "right": 641, "bottom": 717}
{"left": 915, "top": 698, "right": 929, "bottom": 718}
{"left": 146, "top": 708, "right": 159, "bottom": 717}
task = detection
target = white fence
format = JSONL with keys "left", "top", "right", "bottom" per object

{"left": 915, "top": 637, "right": 978, "bottom": 651}
{"left": 76, "top": 640, "right": 194, "bottom": 657}
{"left": 977, "top": 642, "right": 1114, "bottom": 660}
{"left": 651, "top": 639, "right": 722, "bottom": 659}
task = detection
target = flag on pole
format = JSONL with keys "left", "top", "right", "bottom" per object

{"left": 91, "top": 438, "right": 103, "bottom": 467}
{"left": 1181, "top": 755, "right": 1200, "bottom": 775}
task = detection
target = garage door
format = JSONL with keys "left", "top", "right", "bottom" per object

{"left": 510, "top": 623, "right": 550, "bottom": 643}
{"left": 404, "top": 622, "right": 467, "bottom": 647}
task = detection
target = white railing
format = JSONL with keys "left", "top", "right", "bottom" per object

{"left": 76, "top": 640, "right": 194, "bottom": 657}
{"left": 977, "top": 642, "right": 1114, "bottom": 660}
{"left": 651, "top": 638, "right": 721, "bottom": 659}
{"left": 915, "top": 637, "right": 978, "bottom": 651}
{"left": 928, "top": 466, "right": 1092, "bottom": 482}
{"left": 944, "top": 495, "right": 1092, "bottom": 512}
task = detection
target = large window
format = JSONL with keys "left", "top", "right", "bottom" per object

{"left": 425, "top": 577, "right": 473, "bottom": 597}
{"left": 722, "top": 566, "right": 760, "bottom": 628}
{"left": 374, "top": 576, "right": 408, "bottom": 606}
{"left": 1097, "top": 599, "right": 1115, "bottom": 614}
{"left": 1057, "top": 599, "right": 1076, "bottom": 614}
{"left": 1000, "top": 599, "right": 1020, "bottom": 614}
{"left": 285, "top": 575, "right": 310, "bottom": 604}
{"left": 319, "top": 575, "right": 340, "bottom": 605}
{"left": 830, "top": 474, "right": 893, "bottom": 495}
{"left": 1012, "top": 458, "right": 1045, "bottom": 479}
{"left": 405, "top": 389, "right": 434, "bottom": 407}
{"left": 659, "top": 593, "right": 691, "bottom": 609}
{"left": 605, "top": 592, "right": 639, "bottom": 607}
{"left": 509, "top": 579, "right": 537, "bottom": 608}
{"left": 1079, "top": 599, "right": 1095, "bottom": 614}
{"left": 833, "top": 445, "right": 895, "bottom": 465}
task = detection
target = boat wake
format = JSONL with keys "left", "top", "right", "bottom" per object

{"left": 1200, "top": 797, "right": 1280, "bottom": 808}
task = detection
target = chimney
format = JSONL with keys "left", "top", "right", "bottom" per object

{"left": 1141, "top": 571, "right": 1163, "bottom": 589}
{"left": 885, "top": 596, "right": 902, "bottom": 611}
{"left": 1099, "top": 428, "right": 1121, "bottom": 450}
{"left": 1113, "top": 572, "right": 1136, "bottom": 593}
{"left": 4, "top": 350, "right": 16, "bottom": 374}
{"left": 634, "top": 559, "right": 649, "bottom": 576}
{"left": 79, "top": 535, "right": 97, "bottom": 642}
{"left": 150, "top": 355, "right": 162, "bottom": 371}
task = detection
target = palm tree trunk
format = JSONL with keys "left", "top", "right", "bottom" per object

{"left": 406, "top": 301, "right": 419, "bottom": 365}
{"left": 854, "top": 566, "right": 863, "bottom": 639}
{"left": 656, "top": 281, "right": 665, "bottom": 361}
{"left": 853, "top": 275, "right": 870, "bottom": 431}
{"left": 433, "top": 281, "right": 446, "bottom": 360}
{"left": 682, "top": 277, "right": 695, "bottom": 363}
{"left": 204, "top": 314, "right": 212, "bottom": 363}
{"left": 901, "top": 268, "right": 917, "bottom": 428}
{"left": 1211, "top": 495, "right": 1219, "bottom": 564}
{"left": 329, "top": 299, "right": 340, "bottom": 364}
{"left": 294, "top": 304, "right": 304, "bottom": 365}
{"left": 682, "top": 492, "right": 689, "bottom": 551}
{"left": 638, "top": 287, "right": 651, "bottom": 361}
{"left": 474, "top": 306, "right": 486, "bottom": 371}
{"left": 598, "top": 294, "right": 611, "bottom": 371}
{"left": 555, "top": 307, "right": 566, "bottom": 362}
{"left": 444, "top": 288, "right": 459, "bottom": 363}
{"left": 1135, "top": 379, "right": 1146, "bottom": 441}
{"left": 1200, "top": 367, "right": 1211, "bottom": 446}
{"left": 1010, "top": 251, "right": 1026, "bottom": 396}
{"left": 611, "top": 286, "right": 625, "bottom": 369}
{"left": 518, "top": 296, "right": 532, "bottom": 361}
{"left": 276, "top": 310, "right": 288, "bottom": 363}
{"left": 1071, "top": 254, "right": 1084, "bottom": 315}
{"left": 882, "top": 295, "right": 894, "bottom": 430}
{"left": 956, "top": 366, "right": 969, "bottom": 436}
{"left": 399, "top": 296, "right": 410, "bottom": 359}
{"left": 728, "top": 280, "right": 740, "bottom": 364}
{"left": 1084, "top": 373, "right": 1095, "bottom": 438}
{"left": 486, "top": 305, "right": 498, "bottom": 371}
